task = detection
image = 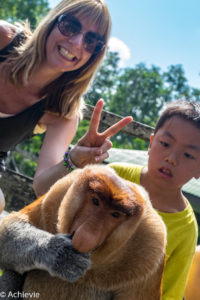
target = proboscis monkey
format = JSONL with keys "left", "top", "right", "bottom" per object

{"left": 0, "top": 165, "right": 166, "bottom": 300}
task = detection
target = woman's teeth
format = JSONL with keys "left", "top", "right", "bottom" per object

{"left": 59, "top": 46, "right": 75, "bottom": 61}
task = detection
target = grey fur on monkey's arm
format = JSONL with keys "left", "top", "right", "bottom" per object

{"left": 0, "top": 219, "right": 91, "bottom": 282}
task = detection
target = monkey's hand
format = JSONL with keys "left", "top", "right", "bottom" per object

{"left": 0, "top": 219, "right": 91, "bottom": 283}
{"left": 39, "top": 234, "right": 91, "bottom": 282}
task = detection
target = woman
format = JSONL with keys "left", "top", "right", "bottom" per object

{"left": 0, "top": 0, "right": 113, "bottom": 208}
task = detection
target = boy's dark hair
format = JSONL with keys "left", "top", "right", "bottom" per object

{"left": 154, "top": 100, "right": 200, "bottom": 134}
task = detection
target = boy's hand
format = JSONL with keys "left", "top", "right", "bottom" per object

{"left": 71, "top": 99, "right": 132, "bottom": 167}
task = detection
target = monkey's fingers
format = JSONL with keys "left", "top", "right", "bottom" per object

{"left": 64, "top": 250, "right": 91, "bottom": 282}
{"left": 101, "top": 116, "right": 133, "bottom": 139}
{"left": 47, "top": 234, "right": 91, "bottom": 282}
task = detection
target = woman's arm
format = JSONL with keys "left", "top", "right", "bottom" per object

{"left": 33, "top": 113, "right": 78, "bottom": 196}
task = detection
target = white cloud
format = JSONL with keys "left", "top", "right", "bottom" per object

{"left": 108, "top": 37, "right": 131, "bottom": 68}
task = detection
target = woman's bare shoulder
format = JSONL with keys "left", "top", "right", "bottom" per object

{"left": 0, "top": 20, "right": 18, "bottom": 50}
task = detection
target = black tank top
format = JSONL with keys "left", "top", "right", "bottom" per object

{"left": 0, "top": 32, "right": 46, "bottom": 152}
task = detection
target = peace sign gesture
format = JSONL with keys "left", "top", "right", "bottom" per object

{"left": 70, "top": 99, "right": 133, "bottom": 167}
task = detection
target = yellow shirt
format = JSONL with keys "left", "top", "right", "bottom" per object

{"left": 109, "top": 162, "right": 198, "bottom": 300}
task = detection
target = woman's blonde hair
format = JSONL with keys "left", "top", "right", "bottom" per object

{"left": 4, "top": 0, "right": 111, "bottom": 118}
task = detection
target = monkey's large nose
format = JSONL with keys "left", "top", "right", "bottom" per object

{"left": 72, "top": 227, "right": 103, "bottom": 253}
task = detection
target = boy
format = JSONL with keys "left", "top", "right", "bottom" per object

{"left": 109, "top": 101, "right": 199, "bottom": 300}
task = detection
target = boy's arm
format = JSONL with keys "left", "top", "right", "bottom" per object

{"left": 159, "top": 206, "right": 197, "bottom": 300}
{"left": 162, "top": 251, "right": 195, "bottom": 300}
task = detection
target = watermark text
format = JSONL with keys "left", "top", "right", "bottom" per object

{"left": 0, "top": 291, "right": 40, "bottom": 299}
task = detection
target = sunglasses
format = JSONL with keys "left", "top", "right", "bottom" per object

{"left": 57, "top": 14, "right": 105, "bottom": 54}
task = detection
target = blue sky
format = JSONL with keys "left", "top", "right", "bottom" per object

{"left": 49, "top": 0, "right": 200, "bottom": 88}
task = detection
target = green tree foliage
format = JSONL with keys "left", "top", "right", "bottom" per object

{"left": 191, "top": 88, "right": 200, "bottom": 102}
{"left": 12, "top": 135, "right": 44, "bottom": 177}
{"left": 163, "top": 64, "right": 190, "bottom": 99}
{"left": 85, "top": 51, "right": 120, "bottom": 108}
{"left": 0, "top": 0, "right": 49, "bottom": 28}
{"left": 108, "top": 63, "right": 171, "bottom": 127}
{"left": 71, "top": 119, "right": 90, "bottom": 144}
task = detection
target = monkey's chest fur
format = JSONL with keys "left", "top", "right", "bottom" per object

{"left": 23, "top": 270, "right": 113, "bottom": 300}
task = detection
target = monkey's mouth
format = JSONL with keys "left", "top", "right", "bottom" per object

{"left": 91, "top": 245, "right": 101, "bottom": 252}
{"left": 69, "top": 231, "right": 75, "bottom": 240}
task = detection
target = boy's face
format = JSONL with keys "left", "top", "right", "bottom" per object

{"left": 148, "top": 116, "right": 200, "bottom": 190}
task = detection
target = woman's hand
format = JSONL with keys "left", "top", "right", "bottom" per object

{"left": 70, "top": 99, "right": 133, "bottom": 168}
{"left": 33, "top": 99, "right": 132, "bottom": 196}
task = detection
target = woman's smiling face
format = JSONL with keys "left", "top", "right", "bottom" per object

{"left": 45, "top": 15, "right": 98, "bottom": 76}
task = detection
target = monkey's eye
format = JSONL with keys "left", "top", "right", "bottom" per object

{"left": 111, "top": 211, "right": 121, "bottom": 218}
{"left": 92, "top": 198, "right": 99, "bottom": 206}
